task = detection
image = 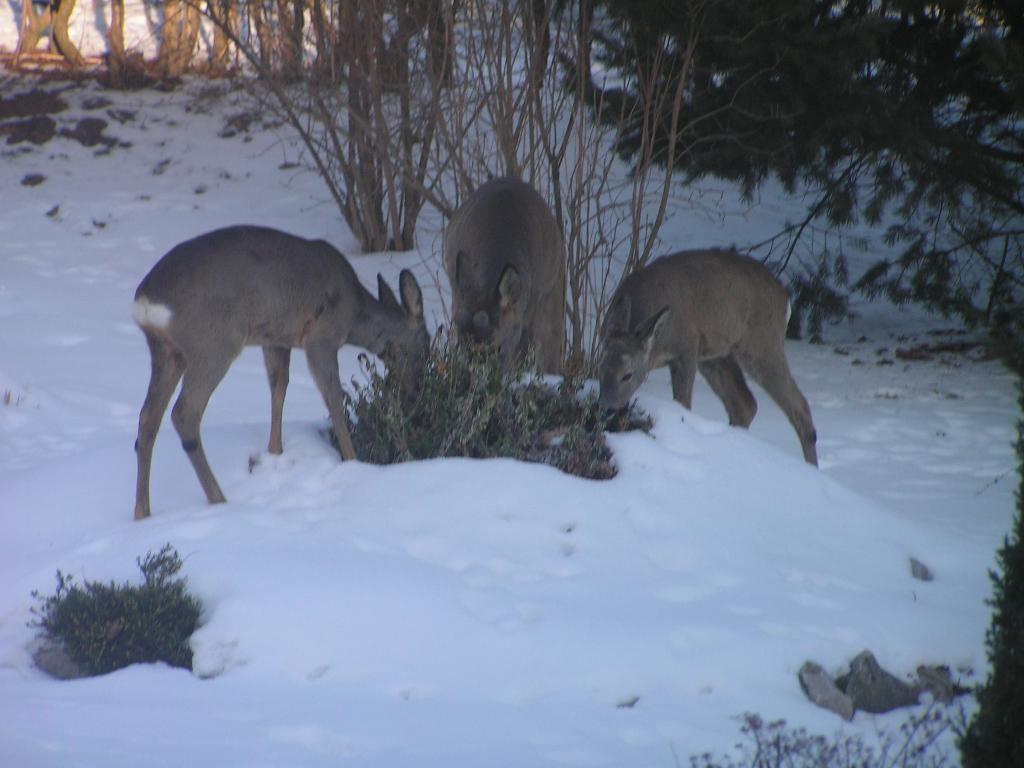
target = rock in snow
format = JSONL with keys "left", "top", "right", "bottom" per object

{"left": 798, "top": 661, "right": 855, "bottom": 721}
{"left": 798, "top": 650, "right": 969, "bottom": 719}
{"left": 32, "top": 640, "right": 85, "bottom": 680}
{"left": 842, "top": 650, "right": 920, "bottom": 714}
{"left": 910, "top": 556, "right": 935, "bottom": 582}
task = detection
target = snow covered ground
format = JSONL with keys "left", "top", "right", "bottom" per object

{"left": 0, "top": 72, "right": 1017, "bottom": 767}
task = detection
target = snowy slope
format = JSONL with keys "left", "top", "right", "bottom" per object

{"left": 0, "top": 76, "right": 1016, "bottom": 767}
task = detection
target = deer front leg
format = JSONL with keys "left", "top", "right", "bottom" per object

{"left": 699, "top": 355, "right": 757, "bottom": 428}
{"left": 262, "top": 346, "right": 291, "bottom": 455}
{"left": 668, "top": 353, "right": 698, "bottom": 410}
{"left": 304, "top": 340, "right": 357, "bottom": 461}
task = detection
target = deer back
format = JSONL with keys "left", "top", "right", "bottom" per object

{"left": 443, "top": 177, "right": 565, "bottom": 367}
{"left": 605, "top": 249, "right": 790, "bottom": 365}
{"left": 134, "top": 225, "right": 367, "bottom": 351}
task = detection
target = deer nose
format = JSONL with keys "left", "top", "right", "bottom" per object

{"left": 472, "top": 310, "right": 490, "bottom": 331}
{"left": 597, "top": 386, "right": 621, "bottom": 412}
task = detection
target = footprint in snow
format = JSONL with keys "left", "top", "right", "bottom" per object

{"left": 456, "top": 589, "right": 542, "bottom": 632}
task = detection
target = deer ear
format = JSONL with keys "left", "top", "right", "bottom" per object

{"left": 378, "top": 273, "right": 400, "bottom": 311}
{"left": 606, "top": 295, "right": 632, "bottom": 336}
{"left": 497, "top": 265, "right": 522, "bottom": 309}
{"left": 635, "top": 306, "right": 670, "bottom": 354}
{"left": 398, "top": 269, "right": 424, "bottom": 321}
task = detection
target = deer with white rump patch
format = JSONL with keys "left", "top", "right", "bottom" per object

{"left": 132, "top": 225, "right": 429, "bottom": 520}
{"left": 443, "top": 176, "right": 565, "bottom": 374}
{"left": 597, "top": 249, "right": 818, "bottom": 465}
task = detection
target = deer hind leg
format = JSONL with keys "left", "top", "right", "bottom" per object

{"left": 170, "top": 345, "right": 238, "bottom": 505}
{"left": 737, "top": 345, "right": 818, "bottom": 466}
{"left": 262, "top": 346, "right": 291, "bottom": 455}
{"left": 304, "top": 338, "right": 356, "bottom": 461}
{"left": 699, "top": 355, "right": 757, "bottom": 428}
{"left": 134, "top": 332, "right": 184, "bottom": 520}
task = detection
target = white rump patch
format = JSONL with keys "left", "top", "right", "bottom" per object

{"left": 132, "top": 296, "right": 172, "bottom": 329}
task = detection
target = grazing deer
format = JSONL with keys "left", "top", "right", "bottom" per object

{"left": 443, "top": 176, "right": 565, "bottom": 373}
{"left": 597, "top": 249, "right": 818, "bottom": 465}
{"left": 132, "top": 225, "right": 429, "bottom": 520}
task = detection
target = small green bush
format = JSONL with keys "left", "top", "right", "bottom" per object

{"left": 339, "top": 334, "right": 650, "bottom": 480}
{"left": 31, "top": 544, "right": 202, "bottom": 676}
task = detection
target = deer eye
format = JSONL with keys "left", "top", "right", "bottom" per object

{"left": 620, "top": 372, "right": 633, "bottom": 383}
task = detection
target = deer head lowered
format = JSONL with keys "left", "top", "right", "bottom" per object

{"left": 443, "top": 176, "right": 566, "bottom": 374}
{"left": 598, "top": 248, "right": 818, "bottom": 465}
{"left": 131, "top": 225, "right": 428, "bottom": 520}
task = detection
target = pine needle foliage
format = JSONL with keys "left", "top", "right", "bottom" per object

{"left": 789, "top": 251, "right": 851, "bottom": 341}
{"left": 341, "top": 334, "right": 650, "bottom": 480}
{"left": 587, "top": 0, "right": 1023, "bottom": 332}
{"left": 30, "top": 544, "right": 201, "bottom": 676}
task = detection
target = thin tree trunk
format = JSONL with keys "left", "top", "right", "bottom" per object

{"left": 526, "top": 0, "right": 550, "bottom": 94}
{"left": 52, "top": 0, "right": 86, "bottom": 67}
{"left": 291, "top": 0, "right": 305, "bottom": 74}
{"left": 425, "top": 0, "right": 454, "bottom": 86}
{"left": 250, "top": 0, "right": 274, "bottom": 74}
{"left": 210, "top": 1, "right": 228, "bottom": 69}
{"left": 13, "top": 0, "right": 52, "bottom": 66}
{"left": 210, "top": 0, "right": 238, "bottom": 74}
{"left": 180, "top": 2, "right": 201, "bottom": 71}
{"left": 274, "top": 0, "right": 304, "bottom": 78}
{"left": 310, "top": 0, "right": 335, "bottom": 80}
{"left": 108, "top": 0, "right": 126, "bottom": 85}
{"left": 159, "top": 0, "right": 183, "bottom": 75}
{"left": 159, "top": 0, "right": 200, "bottom": 76}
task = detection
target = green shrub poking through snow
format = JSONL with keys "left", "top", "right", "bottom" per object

{"left": 339, "top": 333, "right": 650, "bottom": 480}
{"left": 31, "top": 544, "right": 201, "bottom": 676}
